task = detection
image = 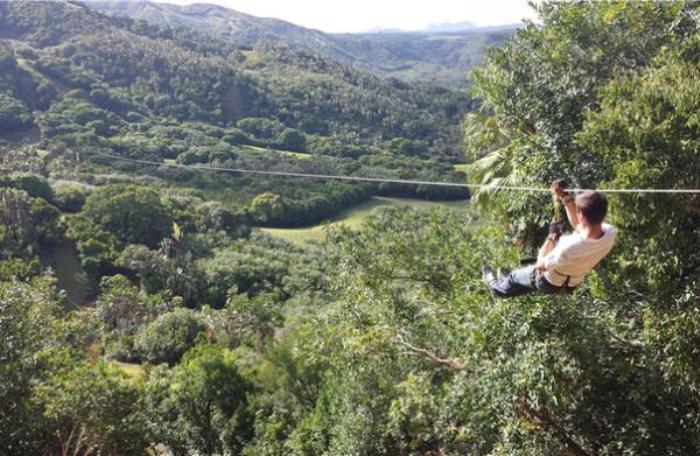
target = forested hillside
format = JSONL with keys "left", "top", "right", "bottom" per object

{"left": 2, "top": 1, "right": 700, "bottom": 455}
{"left": 0, "top": 0, "right": 471, "bottom": 146}
{"left": 88, "top": 0, "right": 515, "bottom": 87}
{"left": 0, "top": 0, "right": 471, "bottom": 223}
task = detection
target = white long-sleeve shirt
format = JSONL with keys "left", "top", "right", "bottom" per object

{"left": 543, "top": 223, "right": 617, "bottom": 287}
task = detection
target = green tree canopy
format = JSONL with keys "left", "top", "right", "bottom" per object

{"left": 465, "top": 0, "right": 697, "bottom": 242}
{"left": 35, "top": 360, "right": 150, "bottom": 456}
{"left": 145, "top": 344, "right": 254, "bottom": 455}
{"left": 133, "top": 308, "right": 206, "bottom": 365}
{"left": 81, "top": 184, "right": 173, "bottom": 248}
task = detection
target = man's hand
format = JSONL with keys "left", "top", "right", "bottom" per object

{"left": 552, "top": 178, "right": 580, "bottom": 230}
{"left": 551, "top": 179, "right": 569, "bottom": 203}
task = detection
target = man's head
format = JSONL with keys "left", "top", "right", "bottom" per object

{"left": 575, "top": 190, "right": 607, "bottom": 226}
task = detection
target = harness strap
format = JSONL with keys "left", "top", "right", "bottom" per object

{"left": 552, "top": 269, "right": 574, "bottom": 293}
{"left": 537, "top": 268, "right": 575, "bottom": 293}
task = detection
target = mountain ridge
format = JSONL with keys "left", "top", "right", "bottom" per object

{"left": 85, "top": 0, "right": 517, "bottom": 86}
{"left": 0, "top": 0, "right": 472, "bottom": 160}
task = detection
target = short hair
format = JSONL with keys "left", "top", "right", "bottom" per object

{"left": 576, "top": 191, "right": 607, "bottom": 225}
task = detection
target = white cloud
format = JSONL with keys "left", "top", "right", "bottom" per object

{"left": 154, "top": 0, "right": 538, "bottom": 33}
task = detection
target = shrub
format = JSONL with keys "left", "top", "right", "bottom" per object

{"left": 133, "top": 308, "right": 205, "bottom": 365}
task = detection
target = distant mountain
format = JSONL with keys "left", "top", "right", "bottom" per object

{"left": 0, "top": 0, "right": 471, "bottom": 154}
{"left": 424, "top": 21, "right": 476, "bottom": 33}
{"left": 362, "top": 27, "right": 406, "bottom": 34}
{"left": 86, "top": 1, "right": 347, "bottom": 53}
{"left": 86, "top": 0, "right": 517, "bottom": 87}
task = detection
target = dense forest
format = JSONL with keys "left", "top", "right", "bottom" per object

{"left": 2, "top": 0, "right": 700, "bottom": 455}
{"left": 88, "top": 0, "right": 515, "bottom": 87}
{"left": 0, "top": 0, "right": 473, "bottom": 225}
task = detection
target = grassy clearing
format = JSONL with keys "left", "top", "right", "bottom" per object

{"left": 114, "top": 361, "right": 145, "bottom": 380}
{"left": 241, "top": 49, "right": 260, "bottom": 66}
{"left": 240, "top": 145, "right": 312, "bottom": 160}
{"left": 260, "top": 196, "right": 470, "bottom": 244}
{"left": 453, "top": 163, "right": 469, "bottom": 173}
{"left": 163, "top": 145, "right": 312, "bottom": 167}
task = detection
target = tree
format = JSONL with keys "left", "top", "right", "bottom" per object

{"left": 0, "top": 277, "right": 62, "bottom": 454}
{"left": 80, "top": 184, "right": 173, "bottom": 248}
{"left": 0, "top": 174, "right": 54, "bottom": 203}
{"left": 96, "top": 274, "right": 145, "bottom": 336}
{"left": 0, "top": 93, "right": 32, "bottom": 133}
{"left": 0, "top": 188, "right": 62, "bottom": 258}
{"left": 222, "top": 128, "right": 251, "bottom": 146}
{"left": 237, "top": 117, "right": 284, "bottom": 140}
{"left": 133, "top": 308, "right": 206, "bottom": 365}
{"left": 576, "top": 40, "right": 700, "bottom": 400}
{"left": 387, "top": 137, "right": 428, "bottom": 156}
{"left": 577, "top": 42, "right": 700, "bottom": 296}
{"left": 53, "top": 183, "right": 88, "bottom": 213}
{"left": 276, "top": 128, "right": 307, "bottom": 152}
{"left": 117, "top": 244, "right": 206, "bottom": 306}
{"left": 226, "top": 292, "right": 284, "bottom": 352}
{"left": 144, "top": 344, "right": 254, "bottom": 455}
{"left": 250, "top": 193, "right": 285, "bottom": 225}
{"left": 0, "top": 46, "right": 17, "bottom": 71}
{"left": 35, "top": 360, "right": 150, "bottom": 456}
{"left": 261, "top": 206, "right": 700, "bottom": 454}
{"left": 466, "top": 0, "right": 696, "bottom": 244}
{"left": 66, "top": 214, "right": 120, "bottom": 276}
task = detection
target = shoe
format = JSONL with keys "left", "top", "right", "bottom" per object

{"left": 482, "top": 265, "right": 498, "bottom": 287}
{"left": 496, "top": 268, "right": 504, "bottom": 282}
{"left": 482, "top": 265, "right": 502, "bottom": 299}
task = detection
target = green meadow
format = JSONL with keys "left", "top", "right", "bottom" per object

{"left": 260, "top": 196, "right": 469, "bottom": 243}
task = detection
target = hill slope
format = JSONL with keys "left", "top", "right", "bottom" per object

{"left": 0, "top": 0, "right": 470, "bottom": 231}
{"left": 0, "top": 0, "right": 471, "bottom": 151}
{"left": 87, "top": 0, "right": 517, "bottom": 86}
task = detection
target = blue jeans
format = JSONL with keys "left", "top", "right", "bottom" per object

{"left": 490, "top": 265, "right": 571, "bottom": 298}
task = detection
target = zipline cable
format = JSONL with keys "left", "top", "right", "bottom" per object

{"left": 92, "top": 151, "right": 700, "bottom": 194}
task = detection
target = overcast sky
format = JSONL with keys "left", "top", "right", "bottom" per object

{"left": 153, "top": 0, "right": 539, "bottom": 33}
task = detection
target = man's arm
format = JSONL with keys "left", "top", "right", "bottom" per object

{"left": 562, "top": 195, "right": 581, "bottom": 232}
{"left": 552, "top": 180, "right": 581, "bottom": 232}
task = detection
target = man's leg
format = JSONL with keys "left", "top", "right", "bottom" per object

{"left": 484, "top": 265, "right": 538, "bottom": 298}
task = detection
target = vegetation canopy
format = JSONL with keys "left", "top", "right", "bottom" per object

{"left": 1, "top": 1, "right": 699, "bottom": 455}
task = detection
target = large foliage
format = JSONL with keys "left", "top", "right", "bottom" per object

{"left": 144, "top": 344, "right": 254, "bottom": 455}
{"left": 465, "top": 0, "right": 697, "bottom": 242}
{"left": 3, "top": 1, "right": 700, "bottom": 454}
{"left": 251, "top": 208, "right": 700, "bottom": 454}
{"left": 133, "top": 308, "right": 206, "bottom": 365}
{"left": 80, "top": 184, "right": 172, "bottom": 247}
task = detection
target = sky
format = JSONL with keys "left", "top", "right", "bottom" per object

{"left": 153, "top": 0, "right": 539, "bottom": 33}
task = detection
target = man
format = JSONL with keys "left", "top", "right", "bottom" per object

{"left": 483, "top": 181, "right": 617, "bottom": 298}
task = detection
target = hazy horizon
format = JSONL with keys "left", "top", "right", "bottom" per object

{"left": 149, "top": 0, "right": 539, "bottom": 33}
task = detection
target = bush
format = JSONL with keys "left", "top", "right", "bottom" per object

{"left": 54, "top": 183, "right": 88, "bottom": 212}
{"left": 0, "top": 174, "right": 53, "bottom": 203}
{"left": 133, "top": 308, "right": 205, "bottom": 365}
{"left": 276, "top": 128, "right": 306, "bottom": 152}
{"left": 104, "top": 334, "right": 137, "bottom": 362}
{"left": 81, "top": 184, "right": 173, "bottom": 248}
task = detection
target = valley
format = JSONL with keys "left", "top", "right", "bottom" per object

{"left": 2, "top": 1, "right": 699, "bottom": 455}
{"left": 260, "top": 196, "right": 470, "bottom": 243}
